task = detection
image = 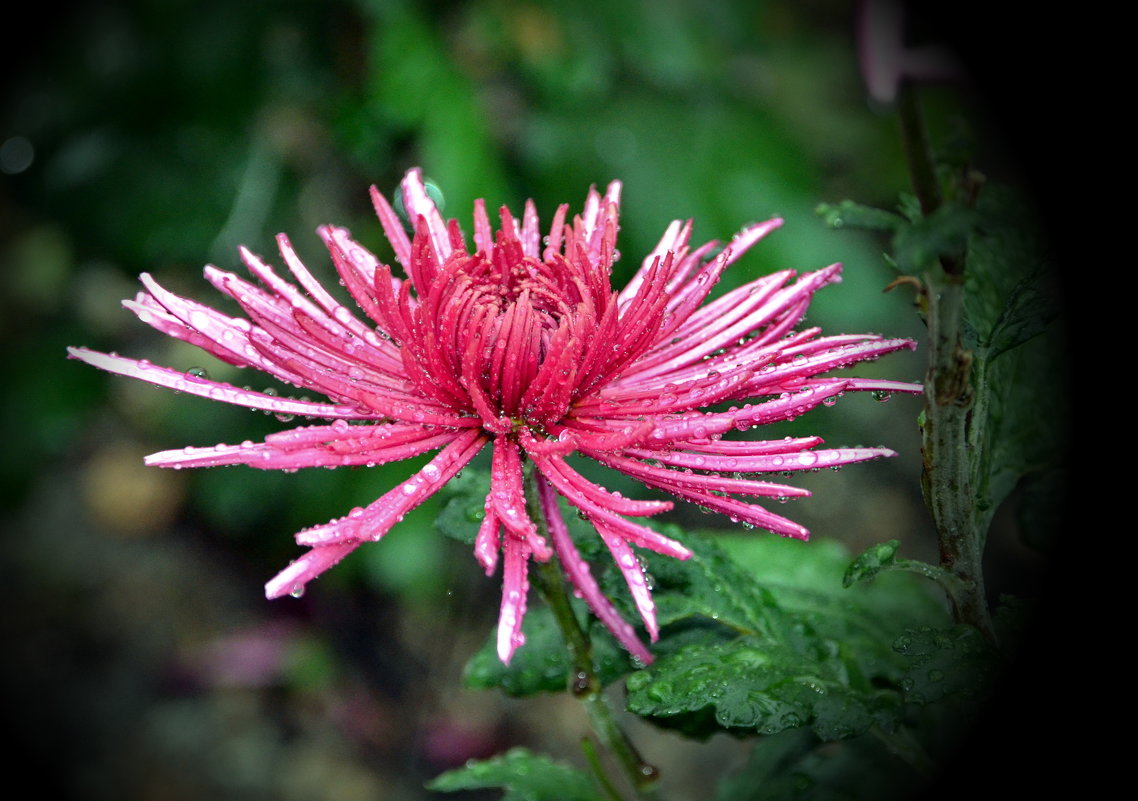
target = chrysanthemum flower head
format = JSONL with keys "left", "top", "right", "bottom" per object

{"left": 69, "top": 168, "right": 919, "bottom": 664}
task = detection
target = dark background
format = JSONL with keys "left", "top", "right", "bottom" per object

{"left": 2, "top": 2, "right": 1073, "bottom": 799}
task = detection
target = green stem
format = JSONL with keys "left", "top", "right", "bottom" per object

{"left": 581, "top": 737, "right": 632, "bottom": 801}
{"left": 898, "top": 84, "right": 943, "bottom": 221}
{"left": 899, "top": 83, "right": 996, "bottom": 643}
{"left": 523, "top": 465, "right": 661, "bottom": 800}
{"left": 884, "top": 559, "right": 975, "bottom": 609}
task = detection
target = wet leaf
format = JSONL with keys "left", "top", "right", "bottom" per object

{"left": 427, "top": 747, "right": 603, "bottom": 800}
{"left": 842, "top": 540, "right": 902, "bottom": 588}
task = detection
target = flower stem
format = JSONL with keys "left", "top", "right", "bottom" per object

{"left": 898, "top": 82, "right": 995, "bottom": 643}
{"left": 581, "top": 736, "right": 634, "bottom": 801}
{"left": 523, "top": 465, "right": 661, "bottom": 800}
{"left": 882, "top": 558, "right": 975, "bottom": 608}
{"left": 898, "top": 85, "right": 942, "bottom": 220}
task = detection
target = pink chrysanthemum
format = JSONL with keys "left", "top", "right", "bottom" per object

{"left": 69, "top": 168, "right": 919, "bottom": 664}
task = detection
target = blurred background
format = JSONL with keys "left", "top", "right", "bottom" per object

{"left": 2, "top": 1, "right": 1061, "bottom": 799}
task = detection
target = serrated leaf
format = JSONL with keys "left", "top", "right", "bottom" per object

{"left": 427, "top": 747, "right": 603, "bottom": 801}
{"left": 716, "top": 534, "right": 947, "bottom": 684}
{"left": 625, "top": 636, "right": 896, "bottom": 742}
{"left": 625, "top": 637, "right": 827, "bottom": 738}
{"left": 893, "top": 625, "right": 997, "bottom": 706}
{"left": 961, "top": 183, "right": 1048, "bottom": 348}
{"left": 985, "top": 269, "right": 1060, "bottom": 360}
{"left": 623, "top": 534, "right": 946, "bottom": 742}
{"left": 842, "top": 540, "right": 902, "bottom": 588}
{"left": 980, "top": 322, "right": 1068, "bottom": 536}
{"left": 897, "top": 193, "right": 922, "bottom": 223}
{"left": 615, "top": 529, "right": 824, "bottom": 649}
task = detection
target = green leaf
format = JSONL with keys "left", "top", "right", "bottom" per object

{"left": 842, "top": 540, "right": 902, "bottom": 588}
{"left": 961, "top": 183, "right": 1050, "bottom": 350}
{"left": 618, "top": 527, "right": 800, "bottom": 640}
{"left": 715, "top": 535, "right": 946, "bottom": 686}
{"left": 815, "top": 200, "right": 904, "bottom": 233}
{"left": 985, "top": 269, "right": 1060, "bottom": 360}
{"left": 713, "top": 728, "right": 820, "bottom": 801}
{"left": 713, "top": 728, "right": 924, "bottom": 801}
{"left": 625, "top": 636, "right": 895, "bottom": 741}
{"left": 893, "top": 624, "right": 997, "bottom": 706}
{"left": 463, "top": 604, "right": 633, "bottom": 696}
{"left": 622, "top": 534, "right": 944, "bottom": 741}
{"left": 434, "top": 467, "right": 490, "bottom": 546}
{"left": 978, "top": 321, "right": 1068, "bottom": 539}
{"left": 891, "top": 201, "right": 976, "bottom": 274}
{"left": 427, "top": 747, "right": 603, "bottom": 801}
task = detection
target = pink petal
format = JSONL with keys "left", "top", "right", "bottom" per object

{"left": 265, "top": 541, "right": 359, "bottom": 599}
{"left": 67, "top": 347, "right": 362, "bottom": 418}
{"left": 594, "top": 523, "right": 659, "bottom": 641}
{"left": 400, "top": 168, "right": 453, "bottom": 275}
{"left": 294, "top": 429, "right": 487, "bottom": 545}
{"left": 537, "top": 474, "right": 653, "bottom": 664}
{"left": 496, "top": 532, "right": 531, "bottom": 665}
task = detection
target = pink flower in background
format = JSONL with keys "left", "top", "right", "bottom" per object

{"left": 69, "top": 168, "right": 919, "bottom": 664}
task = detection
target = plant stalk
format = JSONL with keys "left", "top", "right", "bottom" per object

{"left": 898, "top": 83, "right": 996, "bottom": 642}
{"left": 523, "top": 465, "right": 661, "bottom": 800}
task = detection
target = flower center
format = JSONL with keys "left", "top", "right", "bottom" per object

{"left": 406, "top": 233, "right": 602, "bottom": 434}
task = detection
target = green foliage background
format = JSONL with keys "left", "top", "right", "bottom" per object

{"left": 2, "top": 2, "right": 1063, "bottom": 800}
